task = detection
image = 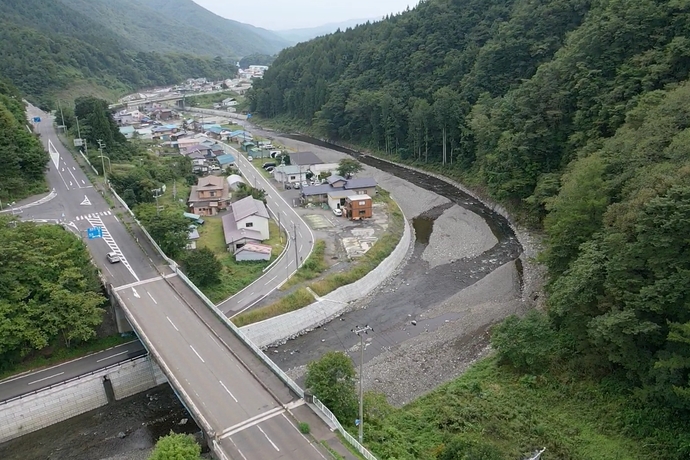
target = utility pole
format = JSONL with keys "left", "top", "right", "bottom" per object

{"left": 173, "top": 179, "right": 177, "bottom": 200}
{"left": 352, "top": 325, "right": 373, "bottom": 444}
{"left": 97, "top": 139, "right": 107, "bottom": 188}
{"left": 153, "top": 189, "right": 162, "bottom": 216}
{"left": 291, "top": 221, "right": 299, "bottom": 270}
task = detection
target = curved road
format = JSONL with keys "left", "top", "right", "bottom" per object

{"left": 4, "top": 107, "right": 335, "bottom": 459}
{"left": 216, "top": 144, "right": 315, "bottom": 316}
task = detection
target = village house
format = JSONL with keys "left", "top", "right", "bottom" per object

{"left": 301, "top": 175, "right": 378, "bottom": 208}
{"left": 221, "top": 196, "right": 270, "bottom": 253}
{"left": 187, "top": 175, "right": 230, "bottom": 216}
{"left": 344, "top": 195, "right": 373, "bottom": 220}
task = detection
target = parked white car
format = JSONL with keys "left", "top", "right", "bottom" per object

{"left": 333, "top": 208, "right": 343, "bottom": 217}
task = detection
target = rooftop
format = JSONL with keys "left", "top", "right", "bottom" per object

{"left": 222, "top": 212, "right": 264, "bottom": 246}
{"left": 217, "top": 154, "right": 236, "bottom": 165}
{"left": 231, "top": 196, "right": 269, "bottom": 221}
{"left": 289, "top": 151, "right": 323, "bottom": 166}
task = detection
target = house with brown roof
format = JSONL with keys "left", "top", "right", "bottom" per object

{"left": 221, "top": 196, "right": 270, "bottom": 253}
{"left": 187, "top": 175, "right": 230, "bottom": 216}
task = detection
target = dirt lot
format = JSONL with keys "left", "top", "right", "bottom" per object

{"left": 248, "top": 127, "right": 544, "bottom": 407}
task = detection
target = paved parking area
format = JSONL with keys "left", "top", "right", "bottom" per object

{"left": 302, "top": 214, "right": 334, "bottom": 229}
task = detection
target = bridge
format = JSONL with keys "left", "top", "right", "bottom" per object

{"left": 109, "top": 89, "right": 231, "bottom": 110}
{"left": 22, "top": 107, "right": 373, "bottom": 460}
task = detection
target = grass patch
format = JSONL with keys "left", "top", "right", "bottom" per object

{"left": 280, "top": 240, "right": 328, "bottom": 289}
{"left": 235, "top": 188, "right": 405, "bottom": 326}
{"left": 309, "top": 188, "right": 404, "bottom": 296}
{"left": 231, "top": 287, "right": 314, "bottom": 327}
{"left": 364, "top": 356, "right": 689, "bottom": 460}
{"left": 195, "top": 217, "right": 285, "bottom": 303}
{"left": 0, "top": 335, "right": 133, "bottom": 381}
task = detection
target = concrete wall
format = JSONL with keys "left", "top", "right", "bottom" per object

{"left": 240, "top": 213, "right": 412, "bottom": 348}
{"left": 0, "top": 357, "right": 167, "bottom": 443}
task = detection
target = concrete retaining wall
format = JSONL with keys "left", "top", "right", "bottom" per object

{"left": 240, "top": 213, "right": 412, "bottom": 348}
{"left": 0, "top": 357, "right": 166, "bottom": 443}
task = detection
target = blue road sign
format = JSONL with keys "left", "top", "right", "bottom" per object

{"left": 33, "top": 117, "right": 41, "bottom": 123}
{"left": 87, "top": 227, "right": 103, "bottom": 239}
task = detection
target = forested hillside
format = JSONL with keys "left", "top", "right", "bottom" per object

{"left": 0, "top": 0, "right": 237, "bottom": 105}
{"left": 251, "top": 0, "right": 690, "bottom": 421}
{"left": 0, "top": 77, "right": 49, "bottom": 201}
{"left": 58, "top": 0, "right": 288, "bottom": 58}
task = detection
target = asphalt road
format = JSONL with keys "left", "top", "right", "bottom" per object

{"left": 0, "top": 341, "right": 146, "bottom": 402}
{"left": 4, "top": 107, "right": 333, "bottom": 459}
{"left": 216, "top": 143, "right": 315, "bottom": 316}
{"left": 115, "top": 278, "right": 328, "bottom": 459}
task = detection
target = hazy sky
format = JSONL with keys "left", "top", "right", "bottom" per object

{"left": 192, "top": 0, "right": 418, "bottom": 30}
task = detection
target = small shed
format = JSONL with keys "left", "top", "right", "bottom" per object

{"left": 186, "top": 228, "right": 200, "bottom": 250}
{"left": 226, "top": 174, "right": 245, "bottom": 191}
{"left": 345, "top": 194, "right": 373, "bottom": 220}
{"left": 235, "top": 242, "right": 272, "bottom": 262}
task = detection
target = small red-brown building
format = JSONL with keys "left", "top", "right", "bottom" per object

{"left": 345, "top": 194, "right": 373, "bottom": 220}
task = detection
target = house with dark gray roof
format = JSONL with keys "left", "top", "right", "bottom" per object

{"left": 289, "top": 151, "right": 323, "bottom": 166}
{"left": 301, "top": 175, "right": 378, "bottom": 210}
{"left": 222, "top": 196, "right": 270, "bottom": 253}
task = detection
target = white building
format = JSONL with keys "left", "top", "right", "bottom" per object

{"left": 222, "top": 196, "right": 270, "bottom": 252}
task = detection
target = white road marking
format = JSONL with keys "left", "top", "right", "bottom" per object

{"left": 190, "top": 345, "right": 205, "bottom": 363}
{"left": 85, "top": 215, "right": 139, "bottom": 281}
{"left": 132, "top": 287, "right": 140, "bottom": 298}
{"left": 219, "top": 381, "right": 238, "bottom": 402}
{"left": 257, "top": 426, "right": 280, "bottom": 451}
{"left": 228, "top": 439, "right": 248, "bottom": 460}
{"left": 114, "top": 276, "right": 163, "bottom": 291}
{"left": 264, "top": 275, "right": 277, "bottom": 285}
{"left": 80, "top": 196, "right": 91, "bottom": 206}
{"left": 81, "top": 180, "right": 85, "bottom": 185}
{"left": 104, "top": 265, "right": 114, "bottom": 277}
{"left": 73, "top": 167, "right": 76, "bottom": 171}
{"left": 220, "top": 407, "right": 284, "bottom": 438}
{"left": 299, "top": 244, "right": 303, "bottom": 252}
{"left": 248, "top": 292, "right": 254, "bottom": 297}
{"left": 147, "top": 292, "right": 157, "bottom": 304}
{"left": 281, "top": 413, "right": 327, "bottom": 459}
{"left": 167, "top": 316, "right": 179, "bottom": 331}
{"left": 28, "top": 372, "right": 64, "bottom": 385}
{"left": 96, "top": 350, "right": 128, "bottom": 363}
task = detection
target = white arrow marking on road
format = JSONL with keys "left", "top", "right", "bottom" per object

{"left": 81, "top": 180, "right": 85, "bottom": 185}
{"left": 80, "top": 196, "right": 91, "bottom": 206}
{"left": 69, "top": 181, "right": 73, "bottom": 186}
{"left": 132, "top": 287, "right": 140, "bottom": 298}
{"left": 61, "top": 168, "right": 64, "bottom": 172}
{"left": 73, "top": 167, "right": 76, "bottom": 171}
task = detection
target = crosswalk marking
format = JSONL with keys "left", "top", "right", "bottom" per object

{"left": 84, "top": 215, "right": 139, "bottom": 282}
{"left": 75, "top": 210, "right": 112, "bottom": 221}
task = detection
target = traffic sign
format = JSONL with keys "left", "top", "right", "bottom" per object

{"left": 33, "top": 117, "right": 41, "bottom": 123}
{"left": 87, "top": 227, "right": 103, "bottom": 239}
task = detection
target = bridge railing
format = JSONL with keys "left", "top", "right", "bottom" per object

{"left": 109, "top": 174, "right": 378, "bottom": 460}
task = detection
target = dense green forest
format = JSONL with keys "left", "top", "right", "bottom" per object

{"left": 0, "top": 0, "right": 238, "bottom": 106}
{"left": 0, "top": 218, "right": 107, "bottom": 370}
{"left": 251, "top": 0, "right": 690, "bottom": 434}
{"left": 56, "top": 0, "right": 288, "bottom": 59}
{"left": 0, "top": 77, "right": 49, "bottom": 201}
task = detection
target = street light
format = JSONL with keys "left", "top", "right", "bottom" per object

{"left": 97, "top": 155, "right": 112, "bottom": 173}
{"left": 96, "top": 140, "right": 110, "bottom": 189}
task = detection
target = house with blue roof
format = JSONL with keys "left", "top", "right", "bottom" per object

{"left": 216, "top": 154, "right": 236, "bottom": 168}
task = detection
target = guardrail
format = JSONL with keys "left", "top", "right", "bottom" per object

{"left": 0, "top": 355, "right": 147, "bottom": 405}
{"left": 312, "top": 397, "right": 378, "bottom": 460}
{"left": 107, "top": 155, "right": 378, "bottom": 460}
